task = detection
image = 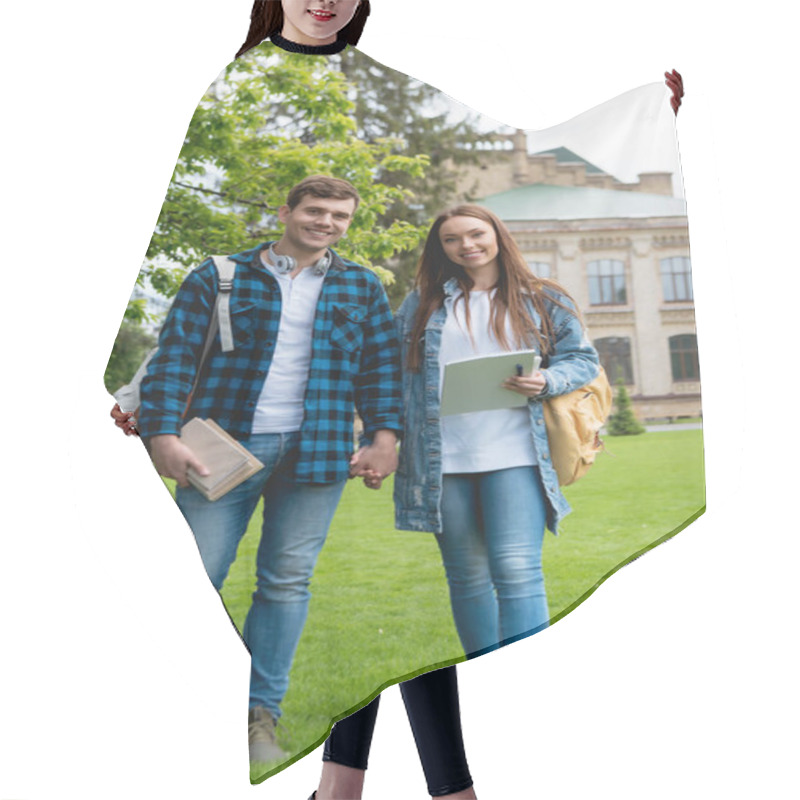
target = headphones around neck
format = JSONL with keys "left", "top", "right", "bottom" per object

{"left": 268, "top": 243, "right": 332, "bottom": 276}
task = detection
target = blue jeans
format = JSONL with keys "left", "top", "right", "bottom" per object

{"left": 436, "top": 466, "right": 549, "bottom": 657}
{"left": 175, "top": 432, "right": 346, "bottom": 719}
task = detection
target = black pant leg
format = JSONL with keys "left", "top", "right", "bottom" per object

{"left": 400, "top": 665, "right": 473, "bottom": 797}
{"left": 322, "top": 695, "right": 381, "bottom": 771}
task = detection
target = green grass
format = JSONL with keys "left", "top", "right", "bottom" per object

{"left": 215, "top": 428, "right": 705, "bottom": 781}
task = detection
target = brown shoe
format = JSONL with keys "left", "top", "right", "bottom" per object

{"left": 248, "top": 706, "right": 287, "bottom": 764}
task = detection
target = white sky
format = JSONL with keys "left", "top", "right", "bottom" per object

{"left": 431, "top": 80, "right": 682, "bottom": 192}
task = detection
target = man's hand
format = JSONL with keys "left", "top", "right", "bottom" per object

{"left": 349, "top": 430, "right": 398, "bottom": 489}
{"left": 110, "top": 402, "right": 139, "bottom": 436}
{"left": 149, "top": 434, "right": 210, "bottom": 488}
{"left": 665, "top": 69, "right": 684, "bottom": 116}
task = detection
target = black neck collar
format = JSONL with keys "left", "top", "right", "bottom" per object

{"left": 270, "top": 32, "right": 348, "bottom": 55}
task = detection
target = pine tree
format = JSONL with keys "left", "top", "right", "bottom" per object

{"left": 607, "top": 380, "right": 646, "bottom": 436}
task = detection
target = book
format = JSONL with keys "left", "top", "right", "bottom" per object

{"left": 180, "top": 418, "right": 265, "bottom": 502}
{"left": 440, "top": 349, "right": 542, "bottom": 416}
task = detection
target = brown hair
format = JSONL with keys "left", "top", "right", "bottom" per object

{"left": 236, "top": 0, "right": 372, "bottom": 59}
{"left": 286, "top": 175, "right": 361, "bottom": 210}
{"left": 406, "top": 204, "right": 582, "bottom": 371}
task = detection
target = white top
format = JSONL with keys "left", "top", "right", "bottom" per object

{"left": 251, "top": 254, "right": 326, "bottom": 434}
{"left": 439, "top": 290, "right": 538, "bottom": 474}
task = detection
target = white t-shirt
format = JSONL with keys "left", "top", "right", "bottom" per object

{"left": 439, "top": 290, "right": 538, "bottom": 474}
{"left": 250, "top": 255, "right": 326, "bottom": 434}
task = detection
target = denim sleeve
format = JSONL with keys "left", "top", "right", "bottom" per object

{"left": 137, "top": 263, "right": 215, "bottom": 439}
{"left": 539, "top": 302, "right": 600, "bottom": 398}
{"left": 355, "top": 278, "right": 403, "bottom": 443}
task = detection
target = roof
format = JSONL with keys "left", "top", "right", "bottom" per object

{"left": 480, "top": 183, "right": 687, "bottom": 221}
{"left": 531, "top": 146, "right": 605, "bottom": 175}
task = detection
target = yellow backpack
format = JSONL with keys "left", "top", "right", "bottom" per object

{"left": 542, "top": 366, "right": 613, "bottom": 486}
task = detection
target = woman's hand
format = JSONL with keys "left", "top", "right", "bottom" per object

{"left": 665, "top": 69, "right": 684, "bottom": 115}
{"left": 503, "top": 370, "right": 547, "bottom": 398}
{"left": 360, "top": 469, "right": 385, "bottom": 491}
{"left": 110, "top": 402, "right": 139, "bottom": 436}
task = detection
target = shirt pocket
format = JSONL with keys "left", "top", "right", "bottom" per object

{"left": 229, "top": 302, "right": 256, "bottom": 349}
{"left": 330, "top": 304, "right": 365, "bottom": 354}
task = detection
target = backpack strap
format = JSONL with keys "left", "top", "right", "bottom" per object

{"left": 113, "top": 255, "right": 238, "bottom": 419}
{"left": 211, "top": 255, "right": 236, "bottom": 354}
{"left": 183, "top": 256, "right": 236, "bottom": 414}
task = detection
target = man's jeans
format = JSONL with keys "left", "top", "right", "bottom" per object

{"left": 176, "top": 431, "right": 346, "bottom": 719}
{"left": 436, "top": 466, "right": 549, "bottom": 658}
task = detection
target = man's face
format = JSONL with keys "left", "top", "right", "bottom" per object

{"left": 278, "top": 194, "right": 357, "bottom": 253}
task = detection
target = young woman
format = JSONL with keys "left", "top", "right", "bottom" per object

{"left": 108, "top": 2, "right": 683, "bottom": 794}
{"left": 376, "top": 205, "right": 601, "bottom": 659}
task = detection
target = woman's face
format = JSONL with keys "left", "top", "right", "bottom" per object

{"left": 280, "top": 0, "right": 361, "bottom": 46}
{"left": 438, "top": 215, "right": 501, "bottom": 283}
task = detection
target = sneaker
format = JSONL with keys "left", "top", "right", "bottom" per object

{"left": 248, "top": 706, "right": 287, "bottom": 764}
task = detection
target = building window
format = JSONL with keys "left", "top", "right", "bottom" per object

{"left": 527, "top": 260, "right": 551, "bottom": 279}
{"left": 661, "top": 256, "right": 693, "bottom": 302}
{"left": 595, "top": 337, "right": 633, "bottom": 383}
{"left": 669, "top": 334, "right": 700, "bottom": 381}
{"left": 588, "top": 259, "right": 627, "bottom": 305}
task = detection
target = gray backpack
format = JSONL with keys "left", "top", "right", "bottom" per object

{"left": 114, "top": 256, "right": 237, "bottom": 413}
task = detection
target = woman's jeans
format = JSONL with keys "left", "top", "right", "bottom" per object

{"left": 175, "top": 432, "right": 346, "bottom": 720}
{"left": 323, "top": 666, "right": 473, "bottom": 797}
{"left": 437, "top": 466, "right": 549, "bottom": 657}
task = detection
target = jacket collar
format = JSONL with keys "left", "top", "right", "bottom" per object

{"left": 443, "top": 277, "right": 459, "bottom": 297}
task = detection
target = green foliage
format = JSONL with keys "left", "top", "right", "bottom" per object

{"left": 607, "top": 379, "right": 646, "bottom": 435}
{"left": 132, "top": 49, "right": 445, "bottom": 317}
{"left": 338, "top": 50, "right": 500, "bottom": 305}
{"left": 125, "top": 47, "right": 498, "bottom": 319}
{"left": 104, "top": 320, "right": 157, "bottom": 393}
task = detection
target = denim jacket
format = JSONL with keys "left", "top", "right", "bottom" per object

{"left": 393, "top": 278, "right": 600, "bottom": 534}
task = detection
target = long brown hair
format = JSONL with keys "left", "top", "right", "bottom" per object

{"left": 406, "top": 204, "right": 582, "bottom": 371}
{"left": 236, "top": 0, "right": 372, "bottom": 59}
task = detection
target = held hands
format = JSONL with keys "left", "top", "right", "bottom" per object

{"left": 349, "top": 430, "right": 399, "bottom": 491}
{"left": 149, "top": 434, "right": 210, "bottom": 488}
{"left": 503, "top": 370, "right": 547, "bottom": 398}
{"left": 111, "top": 402, "right": 139, "bottom": 436}
{"left": 665, "top": 69, "right": 684, "bottom": 115}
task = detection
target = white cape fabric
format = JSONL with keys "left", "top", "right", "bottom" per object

{"left": 108, "top": 38, "right": 703, "bottom": 778}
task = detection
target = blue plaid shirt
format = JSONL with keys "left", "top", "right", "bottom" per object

{"left": 138, "top": 243, "right": 402, "bottom": 484}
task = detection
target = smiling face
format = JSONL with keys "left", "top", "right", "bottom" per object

{"left": 280, "top": 0, "right": 361, "bottom": 45}
{"left": 438, "top": 215, "right": 501, "bottom": 286}
{"left": 277, "top": 193, "right": 357, "bottom": 256}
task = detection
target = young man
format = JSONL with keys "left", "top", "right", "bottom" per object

{"left": 134, "top": 176, "right": 402, "bottom": 764}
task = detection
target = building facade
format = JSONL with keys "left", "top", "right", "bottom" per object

{"left": 462, "top": 136, "right": 700, "bottom": 421}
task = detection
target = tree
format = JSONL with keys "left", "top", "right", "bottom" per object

{"left": 104, "top": 320, "right": 157, "bottom": 393}
{"left": 120, "top": 47, "right": 500, "bottom": 323}
{"left": 124, "top": 49, "right": 436, "bottom": 322}
{"left": 338, "top": 50, "right": 500, "bottom": 305}
{"left": 607, "top": 378, "right": 646, "bottom": 436}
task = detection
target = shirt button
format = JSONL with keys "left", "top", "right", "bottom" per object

{"left": 536, "top": 418, "right": 544, "bottom": 425}
{"left": 542, "top": 453, "right": 549, "bottom": 460}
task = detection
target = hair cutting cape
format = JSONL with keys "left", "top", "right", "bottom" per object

{"left": 107, "top": 38, "right": 703, "bottom": 780}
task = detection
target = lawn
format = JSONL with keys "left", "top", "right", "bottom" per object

{"left": 210, "top": 428, "right": 705, "bottom": 780}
